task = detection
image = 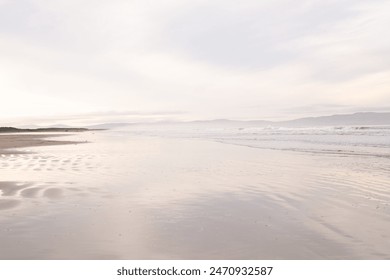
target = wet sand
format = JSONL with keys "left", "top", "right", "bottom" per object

{"left": 0, "top": 134, "right": 82, "bottom": 215}
{"left": 0, "top": 131, "right": 390, "bottom": 259}
{"left": 0, "top": 134, "right": 81, "bottom": 153}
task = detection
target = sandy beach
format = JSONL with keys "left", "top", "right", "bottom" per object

{"left": 0, "top": 128, "right": 390, "bottom": 259}
{"left": 0, "top": 134, "right": 81, "bottom": 153}
{"left": 0, "top": 133, "right": 82, "bottom": 212}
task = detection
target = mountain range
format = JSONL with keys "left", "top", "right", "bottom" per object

{"left": 86, "top": 112, "right": 390, "bottom": 129}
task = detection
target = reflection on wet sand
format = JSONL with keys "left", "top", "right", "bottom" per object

{"left": 0, "top": 198, "right": 21, "bottom": 210}
{"left": 0, "top": 131, "right": 390, "bottom": 259}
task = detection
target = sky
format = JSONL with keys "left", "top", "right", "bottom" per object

{"left": 1, "top": 0, "right": 390, "bottom": 125}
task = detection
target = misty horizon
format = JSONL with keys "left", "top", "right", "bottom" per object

{"left": 2, "top": 111, "right": 390, "bottom": 129}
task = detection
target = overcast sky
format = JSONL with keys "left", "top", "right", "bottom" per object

{"left": 1, "top": 0, "right": 390, "bottom": 125}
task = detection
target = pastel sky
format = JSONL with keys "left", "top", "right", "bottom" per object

{"left": 1, "top": 0, "right": 390, "bottom": 125}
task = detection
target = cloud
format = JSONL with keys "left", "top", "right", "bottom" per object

{"left": 163, "top": 0, "right": 359, "bottom": 70}
{"left": 0, "top": 0, "right": 389, "bottom": 123}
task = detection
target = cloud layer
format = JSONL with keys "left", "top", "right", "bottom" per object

{"left": 1, "top": 0, "right": 389, "bottom": 123}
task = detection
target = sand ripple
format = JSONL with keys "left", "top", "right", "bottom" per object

{"left": 0, "top": 181, "right": 104, "bottom": 211}
{"left": 0, "top": 199, "right": 21, "bottom": 210}
{"left": 0, "top": 153, "right": 99, "bottom": 174}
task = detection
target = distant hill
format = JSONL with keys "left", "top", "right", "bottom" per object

{"left": 18, "top": 124, "right": 72, "bottom": 129}
{"left": 278, "top": 112, "right": 390, "bottom": 127}
{"left": 178, "top": 112, "right": 390, "bottom": 127}
{"left": 76, "top": 112, "right": 390, "bottom": 130}
{"left": 87, "top": 119, "right": 273, "bottom": 129}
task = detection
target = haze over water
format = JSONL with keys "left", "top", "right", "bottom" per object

{"left": 1, "top": 125, "right": 389, "bottom": 259}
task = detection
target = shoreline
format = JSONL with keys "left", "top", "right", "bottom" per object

{"left": 0, "top": 134, "right": 84, "bottom": 154}
{"left": 0, "top": 127, "right": 91, "bottom": 133}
